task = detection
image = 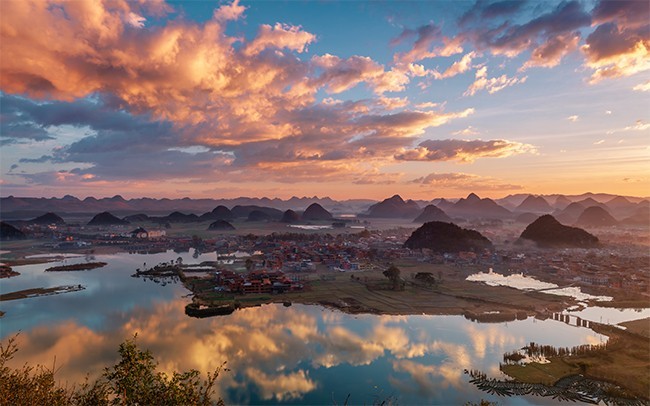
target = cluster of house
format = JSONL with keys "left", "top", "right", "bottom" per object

{"left": 126, "top": 227, "right": 167, "bottom": 239}
{"left": 466, "top": 248, "right": 650, "bottom": 294}
{"left": 212, "top": 269, "right": 303, "bottom": 294}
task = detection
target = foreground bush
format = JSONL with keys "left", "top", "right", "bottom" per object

{"left": 0, "top": 334, "right": 226, "bottom": 406}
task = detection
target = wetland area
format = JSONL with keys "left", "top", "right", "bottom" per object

{"left": 1, "top": 235, "right": 648, "bottom": 404}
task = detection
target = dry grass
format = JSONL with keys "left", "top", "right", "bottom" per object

{"left": 501, "top": 359, "right": 578, "bottom": 386}
{"left": 502, "top": 323, "right": 650, "bottom": 399}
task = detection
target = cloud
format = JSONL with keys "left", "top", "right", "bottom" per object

{"left": 244, "top": 23, "right": 316, "bottom": 56}
{"left": 410, "top": 172, "right": 523, "bottom": 191}
{"left": 392, "top": 23, "right": 463, "bottom": 64}
{"left": 468, "top": 1, "right": 590, "bottom": 59}
{"left": 623, "top": 120, "right": 650, "bottom": 131}
{"left": 633, "top": 81, "right": 650, "bottom": 92}
{"left": 438, "top": 51, "right": 477, "bottom": 79}
{"left": 591, "top": 0, "right": 649, "bottom": 29}
{"left": 1, "top": 2, "right": 488, "bottom": 187}
{"left": 312, "top": 54, "right": 409, "bottom": 94}
{"left": 394, "top": 138, "right": 535, "bottom": 163}
{"left": 213, "top": 0, "right": 246, "bottom": 22}
{"left": 460, "top": 0, "right": 527, "bottom": 26}
{"left": 567, "top": 115, "right": 579, "bottom": 122}
{"left": 593, "top": 139, "right": 605, "bottom": 145}
{"left": 376, "top": 96, "right": 409, "bottom": 110}
{"left": 414, "top": 102, "right": 442, "bottom": 109}
{"left": 463, "top": 66, "right": 527, "bottom": 96}
{"left": 452, "top": 126, "right": 480, "bottom": 136}
{"left": 521, "top": 32, "right": 581, "bottom": 69}
{"left": 19, "top": 155, "right": 54, "bottom": 164}
{"left": 582, "top": 1, "right": 650, "bottom": 83}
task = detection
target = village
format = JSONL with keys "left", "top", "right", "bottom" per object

{"left": 17, "top": 217, "right": 644, "bottom": 305}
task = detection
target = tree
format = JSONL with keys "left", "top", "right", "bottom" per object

{"left": 103, "top": 335, "right": 224, "bottom": 405}
{"left": 383, "top": 265, "right": 402, "bottom": 291}
{"left": 245, "top": 258, "right": 254, "bottom": 272}
{"left": 0, "top": 334, "right": 226, "bottom": 406}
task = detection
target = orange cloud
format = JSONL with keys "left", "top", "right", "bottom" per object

{"left": 582, "top": 1, "right": 650, "bottom": 84}
{"left": 522, "top": 32, "right": 581, "bottom": 69}
{"left": 395, "top": 139, "right": 535, "bottom": 163}
{"left": 312, "top": 54, "right": 409, "bottom": 94}
{"left": 438, "top": 51, "right": 477, "bottom": 79}
{"left": 410, "top": 172, "right": 524, "bottom": 192}
{"left": 584, "top": 40, "right": 650, "bottom": 84}
{"left": 244, "top": 23, "right": 316, "bottom": 56}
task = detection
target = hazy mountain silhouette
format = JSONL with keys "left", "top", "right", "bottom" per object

{"left": 445, "top": 193, "right": 511, "bottom": 219}
{"left": 362, "top": 195, "right": 421, "bottom": 218}
{"left": 519, "top": 215, "right": 598, "bottom": 248}
{"left": 515, "top": 212, "right": 539, "bottom": 224}
{"left": 154, "top": 211, "right": 199, "bottom": 223}
{"left": 0, "top": 195, "right": 367, "bottom": 215}
{"left": 29, "top": 212, "right": 65, "bottom": 225}
{"left": 123, "top": 213, "right": 150, "bottom": 223}
{"left": 435, "top": 198, "right": 456, "bottom": 213}
{"left": 413, "top": 205, "right": 452, "bottom": 223}
{"left": 207, "top": 220, "right": 235, "bottom": 230}
{"left": 575, "top": 198, "right": 609, "bottom": 212}
{"left": 404, "top": 221, "right": 492, "bottom": 253}
{"left": 232, "top": 205, "right": 283, "bottom": 220}
{"left": 0, "top": 222, "right": 26, "bottom": 240}
{"left": 620, "top": 207, "right": 650, "bottom": 226}
{"left": 88, "top": 212, "right": 129, "bottom": 226}
{"left": 280, "top": 209, "right": 301, "bottom": 223}
{"left": 554, "top": 202, "right": 586, "bottom": 225}
{"left": 247, "top": 210, "right": 273, "bottom": 222}
{"left": 514, "top": 195, "right": 553, "bottom": 213}
{"left": 199, "top": 205, "right": 233, "bottom": 221}
{"left": 302, "top": 203, "right": 333, "bottom": 221}
{"left": 553, "top": 195, "right": 572, "bottom": 210}
{"left": 576, "top": 206, "right": 618, "bottom": 227}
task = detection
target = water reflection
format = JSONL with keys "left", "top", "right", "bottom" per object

{"left": 5, "top": 302, "right": 606, "bottom": 404}
{"left": 1, "top": 251, "right": 611, "bottom": 405}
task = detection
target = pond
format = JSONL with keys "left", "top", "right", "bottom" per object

{"left": 0, "top": 250, "right": 629, "bottom": 404}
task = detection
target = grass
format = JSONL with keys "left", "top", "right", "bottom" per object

{"left": 501, "top": 322, "right": 650, "bottom": 399}
{"left": 501, "top": 359, "right": 578, "bottom": 386}
{"left": 619, "top": 317, "right": 650, "bottom": 338}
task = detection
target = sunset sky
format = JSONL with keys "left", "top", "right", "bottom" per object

{"left": 1, "top": 0, "right": 648, "bottom": 200}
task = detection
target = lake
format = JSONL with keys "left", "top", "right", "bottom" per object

{"left": 1, "top": 249, "right": 641, "bottom": 405}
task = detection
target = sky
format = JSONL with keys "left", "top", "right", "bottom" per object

{"left": 0, "top": 0, "right": 648, "bottom": 200}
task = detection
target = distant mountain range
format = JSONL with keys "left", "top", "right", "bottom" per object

{"left": 1, "top": 193, "right": 648, "bottom": 225}
{"left": 0, "top": 195, "right": 373, "bottom": 218}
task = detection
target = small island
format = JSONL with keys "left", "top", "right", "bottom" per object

{"left": 44, "top": 262, "right": 107, "bottom": 272}
{"left": 0, "top": 285, "right": 85, "bottom": 302}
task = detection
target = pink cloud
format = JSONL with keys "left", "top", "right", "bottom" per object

{"left": 312, "top": 54, "right": 409, "bottom": 94}
{"left": 213, "top": 0, "right": 246, "bottom": 22}
{"left": 522, "top": 32, "right": 581, "bottom": 69}
{"left": 464, "top": 66, "right": 527, "bottom": 96}
{"left": 410, "top": 172, "right": 523, "bottom": 191}
{"left": 392, "top": 24, "right": 464, "bottom": 64}
{"left": 438, "top": 51, "right": 477, "bottom": 79}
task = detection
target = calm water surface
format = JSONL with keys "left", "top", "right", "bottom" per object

{"left": 0, "top": 250, "right": 628, "bottom": 405}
